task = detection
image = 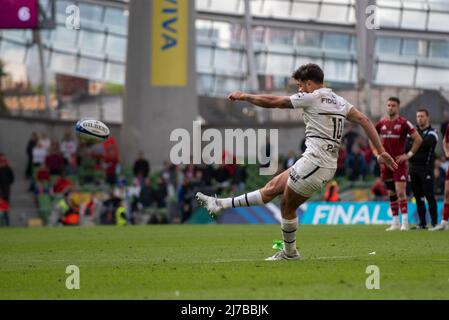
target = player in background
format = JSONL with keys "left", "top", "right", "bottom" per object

{"left": 429, "top": 123, "right": 449, "bottom": 231}
{"left": 371, "top": 98, "right": 422, "bottom": 231}
{"left": 196, "top": 64, "right": 397, "bottom": 261}
{"left": 408, "top": 109, "right": 439, "bottom": 229}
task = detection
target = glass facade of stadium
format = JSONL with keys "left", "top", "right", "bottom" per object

{"left": 1, "top": 0, "right": 449, "bottom": 119}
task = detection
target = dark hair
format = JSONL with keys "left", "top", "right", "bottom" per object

{"left": 416, "top": 108, "right": 429, "bottom": 116}
{"left": 388, "top": 97, "right": 401, "bottom": 105}
{"left": 292, "top": 64, "right": 324, "bottom": 84}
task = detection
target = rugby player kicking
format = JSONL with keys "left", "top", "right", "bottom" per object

{"left": 196, "top": 64, "right": 398, "bottom": 261}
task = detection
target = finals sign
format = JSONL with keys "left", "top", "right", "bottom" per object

{"left": 151, "top": 0, "right": 188, "bottom": 87}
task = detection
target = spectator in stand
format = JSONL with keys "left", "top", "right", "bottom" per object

{"left": 79, "top": 194, "right": 99, "bottom": 225}
{"left": 34, "top": 163, "right": 51, "bottom": 198}
{"left": 184, "top": 163, "right": 196, "bottom": 181}
{"left": 104, "top": 144, "right": 119, "bottom": 186}
{"left": 58, "top": 193, "right": 80, "bottom": 226}
{"left": 101, "top": 191, "right": 122, "bottom": 225}
{"left": 39, "top": 133, "right": 51, "bottom": 152}
{"left": 336, "top": 145, "right": 347, "bottom": 177}
{"left": 162, "top": 161, "right": 177, "bottom": 197}
{"left": 153, "top": 176, "right": 168, "bottom": 208}
{"left": 35, "top": 163, "right": 50, "bottom": 183}
{"left": 133, "top": 151, "right": 150, "bottom": 184}
{"left": 177, "top": 178, "right": 193, "bottom": 223}
{"left": 0, "top": 154, "right": 14, "bottom": 203}
{"left": 65, "top": 153, "right": 78, "bottom": 176}
{"left": 233, "top": 165, "right": 247, "bottom": 194}
{"left": 126, "top": 178, "right": 141, "bottom": 223}
{"left": 45, "top": 141, "right": 65, "bottom": 175}
{"left": 26, "top": 132, "right": 39, "bottom": 178}
{"left": 53, "top": 173, "right": 73, "bottom": 195}
{"left": 139, "top": 178, "right": 154, "bottom": 209}
{"left": 342, "top": 124, "right": 359, "bottom": 156}
{"left": 0, "top": 196, "right": 9, "bottom": 226}
{"left": 371, "top": 177, "right": 388, "bottom": 200}
{"left": 191, "top": 170, "right": 206, "bottom": 191}
{"left": 324, "top": 180, "right": 340, "bottom": 202}
{"left": 199, "top": 164, "right": 213, "bottom": 186}
{"left": 60, "top": 131, "right": 77, "bottom": 167}
{"left": 32, "top": 142, "right": 47, "bottom": 168}
{"left": 359, "top": 139, "right": 374, "bottom": 175}
{"left": 346, "top": 145, "right": 366, "bottom": 182}
{"left": 284, "top": 150, "right": 298, "bottom": 170}
{"left": 214, "top": 164, "right": 229, "bottom": 186}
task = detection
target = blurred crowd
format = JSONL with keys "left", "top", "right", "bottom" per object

{"left": 1, "top": 124, "right": 448, "bottom": 227}
{"left": 24, "top": 130, "right": 249, "bottom": 226}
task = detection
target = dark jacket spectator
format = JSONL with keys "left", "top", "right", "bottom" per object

{"left": 233, "top": 165, "right": 247, "bottom": 186}
{"left": 133, "top": 151, "right": 150, "bottom": 180}
{"left": 342, "top": 126, "right": 359, "bottom": 155}
{"left": 26, "top": 132, "right": 38, "bottom": 178}
{"left": 153, "top": 177, "right": 167, "bottom": 208}
{"left": 139, "top": 178, "right": 154, "bottom": 208}
{"left": 0, "top": 154, "right": 14, "bottom": 202}
{"left": 346, "top": 146, "right": 366, "bottom": 182}
{"left": 101, "top": 192, "right": 122, "bottom": 224}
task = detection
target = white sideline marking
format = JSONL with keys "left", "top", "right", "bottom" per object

{"left": 211, "top": 258, "right": 256, "bottom": 263}
{"left": 308, "top": 255, "right": 359, "bottom": 260}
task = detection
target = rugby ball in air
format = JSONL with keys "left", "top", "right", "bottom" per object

{"left": 75, "top": 118, "right": 110, "bottom": 143}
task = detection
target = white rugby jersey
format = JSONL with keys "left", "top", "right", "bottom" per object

{"left": 290, "top": 88, "right": 354, "bottom": 169}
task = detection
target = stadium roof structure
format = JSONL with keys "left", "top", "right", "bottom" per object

{"left": 1, "top": 0, "right": 449, "bottom": 121}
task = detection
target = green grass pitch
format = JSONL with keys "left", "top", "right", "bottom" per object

{"left": 0, "top": 225, "right": 448, "bottom": 299}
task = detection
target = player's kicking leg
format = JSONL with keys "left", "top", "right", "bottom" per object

{"left": 195, "top": 169, "right": 290, "bottom": 217}
{"left": 429, "top": 179, "right": 449, "bottom": 231}
{"left": 265, "top": 158, "right": 336, "bottom": 261}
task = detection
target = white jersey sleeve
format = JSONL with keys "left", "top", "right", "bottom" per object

{"left": 289, "top": 91, "right": 319, "bottom": 109}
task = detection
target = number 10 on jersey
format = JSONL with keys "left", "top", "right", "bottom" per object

{"left": 332, "top": 117, "right": 343, "bottom": 140}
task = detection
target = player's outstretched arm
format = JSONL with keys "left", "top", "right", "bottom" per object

{"left": 228, "top": 91, "right": 293, "bottom": 109}
{"left": 347, "top": 107, "right": 398, "bottom": 171}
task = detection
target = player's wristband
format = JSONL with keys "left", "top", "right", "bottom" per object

{"left": 407, "top": 151, "right": 414, "bottom": 158}
{"left": 376, "top": 152, "right": 385, "bottom": 161}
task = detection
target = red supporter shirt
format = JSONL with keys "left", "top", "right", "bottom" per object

{"left": 53, "top": 177, "right": 73, "bottom": 194}
{"left": 375, "top": 116, "right": 416, "bottom": 158}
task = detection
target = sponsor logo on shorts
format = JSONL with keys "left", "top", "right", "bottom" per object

{"left": 289, "top": 168, "right": 300, "bottom": 183}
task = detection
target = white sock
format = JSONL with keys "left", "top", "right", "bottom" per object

{"left": 393, "top": 215, "right": 399, "bottom": 225}
{"left": 442, "top": 220, "right": 448, "bottom": 226}
{"left": 281, "top": 217, "right": 298, "bottom": 255}
{"left": 402, "top": 214, "right": 408, "bottom": 225}
{"left": 219, "top": 190, "right": 264, "bottom": 209}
